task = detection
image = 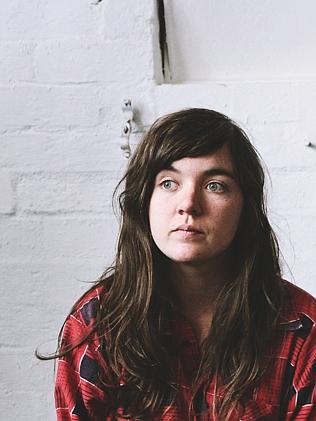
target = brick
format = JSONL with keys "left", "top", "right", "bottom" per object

{"left": 101, "top": 0, "right": 154, "bottom": 41}
{"left": 17, "top": 172, "right": 120, "bottom": 215}
{"left": 0, "top": 41, "right": 34, "bottom": 83}
{"left": 154, "top": 82, "right": 233, "bottom": 117}
{"left": 251, "top": 121, "right": 316, "bottom": 170}
{"left": 230, "top": 81, "right": 316, "bottom": 125}
{"left": 0, "top": 171, "right": 15, "bottom": 214}
{"left": 0, "top": 0, "right": 101, "bottom": 41}
{"left": 0, "top": 216, "right": 118, "bottom": 261}
{"left": 0, "top": 375, "right": 55, "bottom": 421}
{"left": 269, "top": 213, "right": 316, "bottom": 295}
{"left": 154, "top": 81, "right": 316, "bottom": 129}
{"left": 0, "top": 85, "right": 104, "bottom": 130}
{"left": 0, "top": 262, "right": 104, "bottom": 347}
{"left": 41, "top": 216, "right": 118, "bottom": 260}
{"left": 0, "top": 351, "right": 54, "bottom": 394}
{"left": 34, "top": 40, "right": 153, "bottom": 84}
{"left": 0, "top": 217, "right": 43, "bottom": 260}
{"left": 0, "top": 132, "right": 127, "bottom": 172}
{"left": 267, "top": 169, "right": 316, "bottom": 212}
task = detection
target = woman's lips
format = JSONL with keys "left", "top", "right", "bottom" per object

{"left": 172, "top": 224, "right": 204, "bottom": 238}
{"left": 175, "top": 230, "right": 203, "bottom": 238}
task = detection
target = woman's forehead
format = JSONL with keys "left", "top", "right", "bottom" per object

{"left": 158, "top": 145, "right": 236, "bottom": 176}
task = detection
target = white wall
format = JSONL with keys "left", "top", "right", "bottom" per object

{"left": 0, "top": 1, "right": 315, "bottom": 419}
{"left": 164, "top": 0, "right": 316, "bottom": 81}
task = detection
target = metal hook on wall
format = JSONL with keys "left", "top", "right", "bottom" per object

{"left": 120, "top": 98, "right": 148, "bottom": 158}
{"left": 121, "top": 99, "right": 133, "bottom": 158}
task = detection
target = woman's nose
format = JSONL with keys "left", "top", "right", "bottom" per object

{"left": 176, "top": 187, "right": 202, "bottom": 216}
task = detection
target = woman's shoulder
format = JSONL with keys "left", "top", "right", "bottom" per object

{"left": 281, "top": 279, "right": 316, "bottom": 322}
{"left": 279, "top": 280, "right": 316, "bottom": 348}
{"left": 70, "top": 283, "right": 104, "bottom": 326}
{"left": 60, "top": 282, "right": 107, "bottom": 345}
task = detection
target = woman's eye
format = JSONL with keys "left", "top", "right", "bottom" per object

{"left": 161, "top": 180, "right": 176, "bottom": 190}
{"left": 206, "top": 182, "right": 225, "bottom": 192}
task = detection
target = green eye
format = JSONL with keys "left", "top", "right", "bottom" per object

{"left": 206, "top": 182, "right": 224, "bottom": 192}
{"left": 161, "top": 180, "right": 175, "bottom": 190}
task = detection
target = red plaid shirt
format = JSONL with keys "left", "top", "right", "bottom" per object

{"left": 55, "top": 280, "right": 316, "bottom": 420}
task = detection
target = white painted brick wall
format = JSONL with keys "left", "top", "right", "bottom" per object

{"left": 0, "top": 41, "right": 34, "bottom": 82}
{"left": 0, "top": 1, "right": 315, "bottom": 420}
{"left": 17, "top": 173, "right": 118, "bottom": 215}
{"left": 0, "top": 85, "right": 105, "bottom": 129}
{"left": 0, "top": 171, "right": 15, "bottom": 214}
{"left": 0, "top": 2, "right": 156, "bottom": 419}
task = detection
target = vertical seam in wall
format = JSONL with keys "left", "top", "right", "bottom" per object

{"left": 157, "top": 0, "right": 169, "bottom": 81}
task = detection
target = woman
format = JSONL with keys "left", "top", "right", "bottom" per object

{"left": 46, "top": 109, "right": 316, "bottom": 420}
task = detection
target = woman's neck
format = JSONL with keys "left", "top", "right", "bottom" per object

{"left": 167, "top": 258, "right": 229, "bottom": 344}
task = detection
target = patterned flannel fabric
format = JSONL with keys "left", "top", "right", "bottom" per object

{"left": 55, "top": 280, "right": 316, "bottom": 420}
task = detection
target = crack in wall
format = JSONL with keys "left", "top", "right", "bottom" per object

{"left": 157, "top": 0, "right": 170, "bottom": 80}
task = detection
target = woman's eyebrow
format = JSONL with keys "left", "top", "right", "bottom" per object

{"left": 160, "top": 165, "right": 236, "bottom": 180}
{"left": 202, "top": 168, "right": 236, "bottom": 180}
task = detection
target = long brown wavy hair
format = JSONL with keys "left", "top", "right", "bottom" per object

{"left": 39, "top": 109, "right": 284, "bottom": 420}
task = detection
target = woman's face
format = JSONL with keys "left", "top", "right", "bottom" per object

{"left": 149, "top": 144, "right": 244, "bottom": 267}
